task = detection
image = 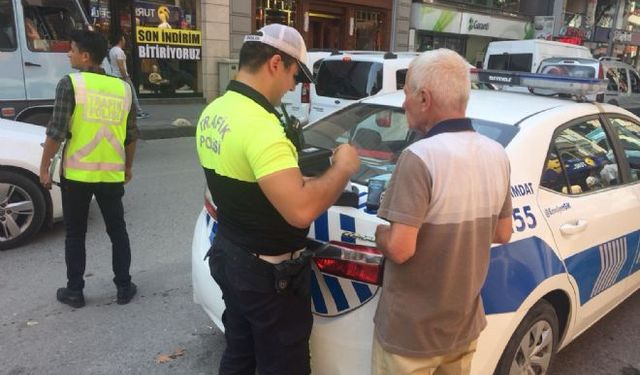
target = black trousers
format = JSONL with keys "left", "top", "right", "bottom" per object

{"left": 208, "top": 235, "right": 312, "bottom": 375}
{"left": 61, "top": 178, "right": 132, "bottom": 291}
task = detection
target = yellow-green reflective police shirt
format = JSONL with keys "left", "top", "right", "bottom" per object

{"left": 196, "top": 80, "right": 308, "bottom": 254}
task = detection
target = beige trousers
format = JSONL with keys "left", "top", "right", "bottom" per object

{"left": 371, "top": 336, "right": 477, "bottom": 375}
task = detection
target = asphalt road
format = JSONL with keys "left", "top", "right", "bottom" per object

{"left": 0, "top": 137, "right": 638, "bottom": 375}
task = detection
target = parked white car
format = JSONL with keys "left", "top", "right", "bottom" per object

{"left": 0, "top": 118, "right": 63, "bottom": 250}
{"left": 192, "top": 72, "right": 640, "bottom": 375}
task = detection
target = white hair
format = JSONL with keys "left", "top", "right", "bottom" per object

{"left": 407, "top": 49, "right": 470, "bottom": 113}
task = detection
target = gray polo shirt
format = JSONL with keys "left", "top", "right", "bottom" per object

{"left": 374, "top": 118, "right": 512, "bottom": 357}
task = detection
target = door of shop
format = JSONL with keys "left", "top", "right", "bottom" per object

{"left": 308, "top": 13, "right": 342, "bottom": 50}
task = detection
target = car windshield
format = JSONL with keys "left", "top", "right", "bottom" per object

{"left": 303, "top": 103, "right": 518, "bottom": 185}
{"left": 315, "top": 61, "right": 383, "bottom": 99}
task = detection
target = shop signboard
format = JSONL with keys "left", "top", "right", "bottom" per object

{"left": 410, "top": 3, "right": 462, "bottom": 33}
{"left": 460, "top": 12, "right": 533, "bottom": 40}
{"left": 134, "top": 0, "right": 201, "bottom": 61}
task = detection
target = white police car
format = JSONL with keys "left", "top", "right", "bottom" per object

{"left": 0, "top": 118, "right": 63, "bottom": 250}
{"left": 192, "top": 71, "right": 640, "bottom": 375}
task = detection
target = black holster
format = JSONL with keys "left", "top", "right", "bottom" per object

{"left": 273, "top": 250, "right": 313, "bottom": 296}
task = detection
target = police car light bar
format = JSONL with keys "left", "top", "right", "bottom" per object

{"left": 470, "top": 69, "right": 608, "bottom": 99}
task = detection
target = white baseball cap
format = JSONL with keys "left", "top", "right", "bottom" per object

{"left": 243, "top": 23, "right": 314, "bottom": 84}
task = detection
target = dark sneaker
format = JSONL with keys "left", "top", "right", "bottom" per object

{"left": 56, "top": 287, "right": 85, "bottom": 308}
{"left": 136, "top": 112, "right": 150, "bottom": 120}
{"left": 117, "top": 282, "right": 137, "bottom": 305}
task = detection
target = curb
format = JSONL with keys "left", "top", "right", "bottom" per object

{"left": 138, "top": 125, "right": 196, "bottom": 140}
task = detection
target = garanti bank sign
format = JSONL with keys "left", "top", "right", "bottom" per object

{"left": 460, "top": 12, "right": 532, "bottom": 39}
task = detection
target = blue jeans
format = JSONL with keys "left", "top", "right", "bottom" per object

{"left": 124, "top": 76, "right": 143, "bottom": 114}
{"left": 61, "top": 178, "right": 132, "bottom": 291}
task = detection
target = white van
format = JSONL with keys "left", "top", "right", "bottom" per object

{"left": 0, "top": 0, "right": 87, "bottom": 125}
{"left": 483, "top": 39, "right": 593, "bottom": 74}
{"left": 281, "top": 50, "right": 333, "bottom": 125}
{"left": 309, "top": 51, "right": 419, "bottom": 123}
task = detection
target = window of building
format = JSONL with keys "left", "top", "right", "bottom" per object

{"left": 0, "top": 0, "right": 17, "bottom": 50}
{"left": 435, "top": 0, "right": 520, "bottom": 13}
{"left": 256, "top": 0, "right": 297, "bottom": 29}
{"left": 416, "top": 33, "right": 466, "bottom": 56}
{"left": 22, "top": 0, "right": 86, "bottom": 52}
{"left": 355, "top": 9, "right": 383, "bottom": 50}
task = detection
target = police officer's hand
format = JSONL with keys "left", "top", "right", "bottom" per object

{"left": 332, "top": 144, "right": 360, "bottom": 175}
{"left": 125, "top": 167, "right": 133, "bottom": 184}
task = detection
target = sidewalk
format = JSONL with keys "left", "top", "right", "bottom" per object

{"left": 136, "top": 99, "right": 206, "bottom": 140}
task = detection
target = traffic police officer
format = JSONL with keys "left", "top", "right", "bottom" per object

{"left": 196, "top": 24, "right": 360, "bottom": 375}
{"left": 40, "top": 30, "right": 138, "bottom": 308}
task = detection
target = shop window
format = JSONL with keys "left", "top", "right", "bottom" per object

{"left": 87, "top": 0, "right": 111, "bottom": 34}
{"left": 22, "top": 0, "right": 85, "bottom": 52}
{"left": 0, "top": 0, "right": 17, "bottom": 50}
{"left": 417, "top": 34, "right": 465, "bottom": 56}
{"left": 355, "top": 9, "right": 383, "bottom": 51}
{"left": 134, "top": 0, "right": 200, "bottom": 96}
{"left": 256, "top": 0, "right": 296, "bottom": 29}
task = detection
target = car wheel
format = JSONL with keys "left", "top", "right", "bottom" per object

{"left": 494, "top": 300, "right": 559, "bottom": 375}
{"left": 0, "top": 171, "right": 47, "bottom": 250}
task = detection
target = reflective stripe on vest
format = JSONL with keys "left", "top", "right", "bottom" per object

{"left": 64, "top": 72, "right": 132, "bottom": 183}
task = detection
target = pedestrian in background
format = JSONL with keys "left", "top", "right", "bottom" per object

{"left": 372, "top": 49, "right": 513, "bottom": 375}
{"left": 39, "top": 30, "right": 138, "bottom": 308}
{"left": 195, "top": 23, "right": 359, "bottom": 375}
{"left": 109, "top": 31, "right": 149, "bottom": 120}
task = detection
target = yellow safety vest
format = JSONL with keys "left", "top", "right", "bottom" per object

{"left": 64, "top": 72, "right": 132, "bottom": 183}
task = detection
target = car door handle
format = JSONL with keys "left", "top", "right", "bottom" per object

{"left": 24, "top": 61, "right": 42, "bottom": 67}
{"left": 560, "top": 219, "right": 588, "bottom": 235}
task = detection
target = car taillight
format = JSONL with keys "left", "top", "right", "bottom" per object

{"left": 301, "top": 83, "right": 310, "bottom": 103}
{"left": 313, "top": 241, "right": 384, "bottom": 285}
{"left": 598, "top": 63, "right": 604, "bottom": 79}
{"left": 204, "top": 187, "right": 217, "bottom": 219}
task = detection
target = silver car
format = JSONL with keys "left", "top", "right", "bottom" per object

{"left": 537, "top": 57, "right": 640, "bottom": 115}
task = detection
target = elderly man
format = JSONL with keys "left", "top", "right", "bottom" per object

{"left": 372, "top": 49, "right": 513, "bottom": 375}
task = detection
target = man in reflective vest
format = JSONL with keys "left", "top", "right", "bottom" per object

{"left": 196, "top": 24, "right": 360, "bottom": 375}
{"left": 39, "top": 30, "right": 138, "bottom": 308}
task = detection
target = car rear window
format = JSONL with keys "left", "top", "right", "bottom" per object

{"left": 539, "top": 63, "right": 596, "bottom": 78}
{"left": 488, "top": 53, "right": 533, "bottom": 72}
{"left": 315, "top": 61, "right": 383, "bottom": 100}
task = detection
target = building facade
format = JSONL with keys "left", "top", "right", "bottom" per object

{"left": 84, "top": 0, "right": 640, "bottom": 102}
{"left": 83, "top": 0, "right": 412, "bottom": 102}
{"left": 409, "top": 0, "right": 535, "bottom": 67}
